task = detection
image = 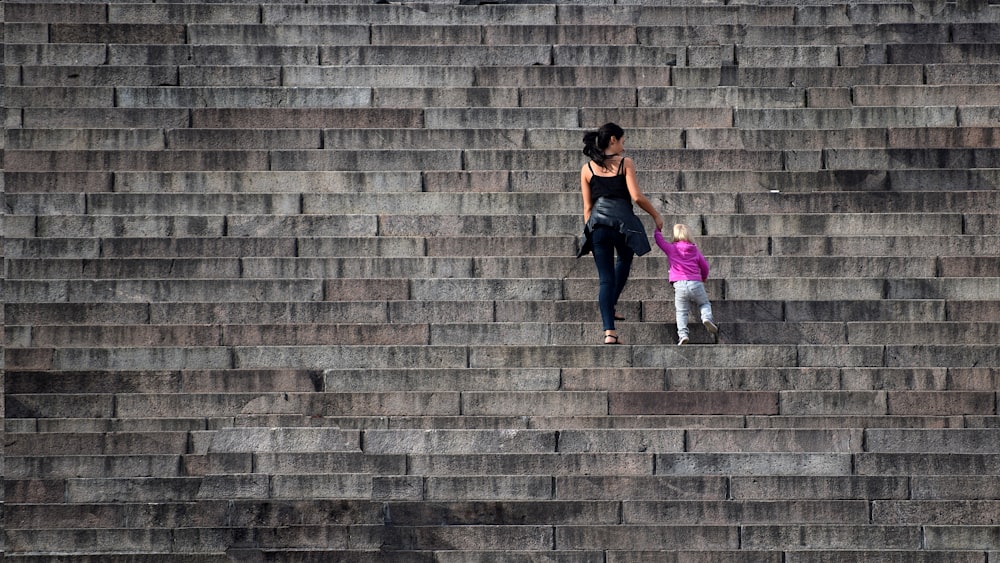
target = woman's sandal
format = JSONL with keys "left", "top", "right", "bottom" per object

{"left": 603, "top": 334, "right": 621, "bottom": 345}
{"left": 614, "top": 312, "right": 626, "bottom": 321}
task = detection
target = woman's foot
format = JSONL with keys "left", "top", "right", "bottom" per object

{"left": 614, "top": 311, "right": 626, "bottom": 321}
{"left": 604, "top": 333, "right": 621, "bottom": 345}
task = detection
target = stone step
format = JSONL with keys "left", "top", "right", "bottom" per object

{"left": 13, "top": 254, "right": 979, "bottom": 280}
{"left": 30, "top": 319, "right": 1000, "bottom": 348}
{"left": 37, "top": 62, "right": 997, "bottom": 92}
{"left": 7, "top": 455, "right": 184, "bottom": 479}
{"left": 17, "top": 125, "right": 1000, "bottom": 152}
{"left": 25, "top": 22, "right": 982, "bottom": 49}
{"left": 7, "top": 365, "right": 988, "bottom": 395}
{"left": 11, "top": 233, "right": 999, "bottom": 260}
{"left": 13, "top": 168, "right": 1000, "bottom": 195}
{"left": 11, "top": 193, "right": 999, "bottom": 224}
{"left": 8, "top": 298, "right": 970, "bottom": 325}
{"left": 10, "top": 341, "right": 1000, "bottom": 372}
{"left": 20, "top": 107, "right": 422, "bottom": 129}
{"left": 5, "top": 431, "right": 191, "bottom": 456}
{"left": 8, "top": 125, "right": 998, "bottom": 156}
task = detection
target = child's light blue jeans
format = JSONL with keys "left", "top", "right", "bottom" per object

{"left": 674, "top": 280, "right": 714, "bottom": 339}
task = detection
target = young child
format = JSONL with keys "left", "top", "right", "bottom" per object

{"left": 654, "top": 224, "right": 718, "bottom": 345}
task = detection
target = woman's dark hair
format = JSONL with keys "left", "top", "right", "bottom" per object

{"left": 582, "top": 122, "right": 625, "bottom": 169}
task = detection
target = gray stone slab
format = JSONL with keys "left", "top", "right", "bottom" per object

{"left": 240, "top": 257, "right": 471, "bottom": 279}
{"left": 65, "top": 279, "right": 323, "bottom": 303}
{"left": 188, "top": 24, "right": 369, "bottom": 45}
{"left": 234, "top": 345, "right": 468, "bottom": 370}
{"left": 468, "top": 344, "right": 631, "bottom": 369}
{"left": 558, "top": 5, "right": 794, "bottom": 26}
{"left": 375, "top": 87, "right": 522, "bottom": 108}
{"left": 263, "top": 4, "right": 558, "bottom": 25}
{"left": 284, "top": 65, "right": 476, "bottom": 88}
{"left": 109, "top": 3, "right": 260, "bottom": 24}
{"left": 797, "top": 345, "right": 886, "bottom": 368}
{"left": 462, "top": 391, "right": 609, "bottom": 416}
{"left": 426, "top": 107, "right": 579, "bottom": 129}
{"left": 425, "top": 476, "right": 554, "bottom": 501}
{"left": 6, "top": 529, "right": 175, "bottom": 554}
{"left": 7, "top": 149, "right": 270, "bottom": 172}
{"left": 411, "top": 278, "right": 562, "bottom": 301}
{"left": 773, "top": 235, "right": 1000, "bottom": 257}
{"left": 5, "top": 44, "right": 107, "bottom": 66}
{"left": 7, "top": 454, "right": 183, "bottom": 479}
{"left": 731, "top": 475, "right": 909, "bottom": 500}
{"left": 226, "top": 214, "right": 376, "bottom": 237}
{"left": 725, "top": 278, "right": 885, "bottom": 300}
{"left": 21, "top": 64, "right": 179, "bottom": 87}
{"left": 198, "top": 427, "right": 360, "bottom": 453}
{"left": 8, "top": 86, "right": 114, "bottom": 108}
{"left": 927, "top": 63, "right": 1000, "bottom": 85}
{"left": 111, "top": 44, "right": 319, "bottom": 66}
{"left": 888, "top": 278, "right": 1000, "bottom": 300}
{"left": 624, "top": 499, "right": 870, "bottom": 525}
{"left": 702, "top": 212, "right": 963, "bottom": 236}
{"left": 558, "top": 429, "right": 684, "bottom": 453}
{"left": 50, "top": 347, "right": 232, "bottom": 371}
{"left": 663, "top": 367, "right": 840, "bottom": 391}
{"left": 735, "top": 107, "right": 957, "bottom": 129}
{"left": 269, "top": 474, "right": 373, "bottom": 500}
{"left": 192, "top": 107, "right": 423, "bottom": 128}
{"left": 688, "top": 428, "right": 863, "bottom": 453}
{"left": 10, "top": 128, "right": 165, "bottom": 151}
{"left": 23, "top": 108, "right": 190, "bottom": 128}
{"left": 408, "top": 453, "right": 652, "bottom": 476}
{"left": 364, "top": 429, "right": 556, "bottom": 454}
{"left": 556, "top": 524, "right": 739, "bottom": 550}
{"left": 656, "top": 453, "right": 851, "bottom": 476}
{"left": 633, "top": 345, "right": 798, "bottom": 368}
{"left": 839, "top": 367, "right": 951, "bottom": 391}
{"left": 785, "top": 300, "right": 946, "bottom": 322}
{"left": 750, "top": 414, "right": 962, "bottom": 428}
{"left": 388, "top": 300, "right": 495, "bottom": 324}
{"left": 272, "top": 149, "right": 462, "bottom": 172}
{"left": 66, "top": 477, "right": 202, "bottom": 503}
{"left": 556, "top": 475, "right": 728, "bottom": 501}
{"left": 322, "top": 45, "right": 551, "bottom": 66}
{"left": 780, "top": 391, "right": 888, "bottom": 416}
{"left": 858, "top": 453, "right": 1000, "bottom": 475}
{"left": 6, "top": 22, "right": 48, "bottom": 43}
{"left": 7, "top": 171, "right": 114, "bottom": 194}
{"left": 925, "top": 526, "right": 1000, "bottom": 550}
{"left": 477, "top": 65, "right": 673, "bottom": 87}
{"left": 849, "top": 322, "right": 1000, "bottom": 345}
{"left": 119, "top": 86, "right": 374, "bottom": 108}
{"left": 866, "top": 429, "right": 1000, "bottom": 454}
{"left": 6, "top": 3, "right": 107, "bottom": 23}
{"left": 742, "top": 524, "right": 921, "bottom": 550}
{"left": 880, "top": 498, "right": 1000, "bottom": 527}
{"left": 912, "top": 476, "right": 1000, "bottom": 500}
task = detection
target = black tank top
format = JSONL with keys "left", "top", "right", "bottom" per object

{"left": 588, "top": 159, "right": 629, "bottom": 201}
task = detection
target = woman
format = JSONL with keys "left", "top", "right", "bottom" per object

{"left": 577, "top": 122, "right": 664, "bottom": 344}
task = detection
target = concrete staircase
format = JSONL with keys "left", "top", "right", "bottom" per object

{"left": 5, "top": 0, "right": 1000, "bottom": 560}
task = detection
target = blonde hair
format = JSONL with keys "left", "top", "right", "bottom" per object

{"left": 672, "top": 223, "right": 693, "bottom": 243}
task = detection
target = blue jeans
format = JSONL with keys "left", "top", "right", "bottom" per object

{"left": 591, "top": 226, "right": 634, "bottom": 331}
{"left": 674, "top": 280, "right": 714, "bottom": 339}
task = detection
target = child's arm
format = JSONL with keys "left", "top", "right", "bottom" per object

{"left": 698, "top": 250, "right": 710, "bottom": 281}
{"left": 653, "top": 229, "right": 671, "bottom": 255}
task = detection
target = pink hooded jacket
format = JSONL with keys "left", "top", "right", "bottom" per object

{"left": 654, "top": 230, "right": 710, "bottom": 283}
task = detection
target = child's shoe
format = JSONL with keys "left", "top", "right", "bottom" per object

{"left": 678, "top": 336, "right": 689, "bottom": 345}
{"left": 703, "top": 319, "right": 718, "bottom": 334}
